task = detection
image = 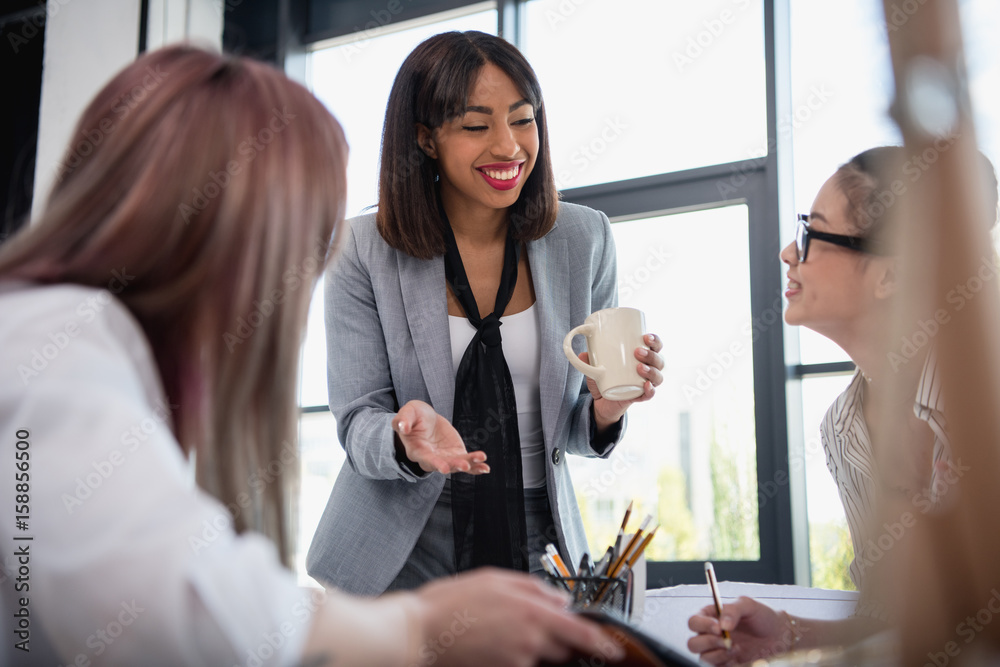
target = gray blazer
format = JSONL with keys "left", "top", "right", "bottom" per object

{"left": 306, "top": 202, "right": 624, "bottom": 595}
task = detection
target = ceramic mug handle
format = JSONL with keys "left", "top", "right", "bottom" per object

{"left": 563, "top": 323, "right": 604, "bottom": 381}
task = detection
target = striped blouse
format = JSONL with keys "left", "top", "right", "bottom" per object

{"left": 819, "top": 354, "right": 951, "bottom": 618}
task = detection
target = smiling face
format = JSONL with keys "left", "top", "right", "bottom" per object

{"left": 417, "top": 63, "right": 539, "bottom": 221}
{"left": 780, "top": 174, "right": 893, "bottom": 342}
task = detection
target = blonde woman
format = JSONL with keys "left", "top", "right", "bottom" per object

{"left": 0, "top": 45, "right": 620, "bottom": 667}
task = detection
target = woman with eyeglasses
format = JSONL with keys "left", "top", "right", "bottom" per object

{"left": 686, "top": 146, "right": 999, "bottom": 665}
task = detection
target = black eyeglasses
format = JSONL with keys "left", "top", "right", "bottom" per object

{"left": 795, "top": 214, "right": 880, "bottom": 262}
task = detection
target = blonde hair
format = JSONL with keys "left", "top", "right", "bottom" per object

{"left": 0, "top": 45, "right": 349, "bottom": 565}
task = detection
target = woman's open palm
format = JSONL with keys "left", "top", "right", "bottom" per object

{"left": 393, "top": 400, "right": 491, "bottom": 475}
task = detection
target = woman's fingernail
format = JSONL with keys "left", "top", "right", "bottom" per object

{"left": 641, "top": 364, "right": 650, "bottom": 373}
{"left": 637, "top": 348, "right": 649, "bottom": 358}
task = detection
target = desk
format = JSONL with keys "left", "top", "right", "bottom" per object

{"left": 635, "top": 582, "right": 859, "bottom": 662}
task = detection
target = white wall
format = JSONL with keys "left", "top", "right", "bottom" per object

{"left": 32, "top": 0, "right": 223, "bottom": 215}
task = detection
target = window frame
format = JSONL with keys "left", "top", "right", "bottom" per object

{"left": 564, "top": 158, "right": 792, "bottom": 586}
{"left": 276, "top": 0, "right": 807, "bottom": 587}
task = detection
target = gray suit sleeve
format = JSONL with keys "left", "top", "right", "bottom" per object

{"left": 565, "top": 208, "right": 626, "bottom": 458}
{"left": 324, "top": 226, "right": 423, "bottom": 481}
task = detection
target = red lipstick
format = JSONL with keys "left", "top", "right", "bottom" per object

{"left": 477, "top": 162, "right": 524, "bottom": 191}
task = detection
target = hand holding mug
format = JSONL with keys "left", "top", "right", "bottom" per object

{"left": 562, "top": 308, "right": 664, "bottom": 429}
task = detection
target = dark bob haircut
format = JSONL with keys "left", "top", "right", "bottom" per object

{"left": 375, "top": 30, "right": 558, "bottom": 259}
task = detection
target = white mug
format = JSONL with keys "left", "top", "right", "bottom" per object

{"left": 562, "top": 307, "right": 647, "bottom": 401}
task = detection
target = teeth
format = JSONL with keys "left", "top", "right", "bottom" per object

{"left": 788, "top": 280, "right": 801, "bottom": 289}
{"left": 483, "top": 166, "right": 518, "bottom": 180}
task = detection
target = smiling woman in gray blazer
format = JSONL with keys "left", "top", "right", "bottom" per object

{"left": 307, "top": 31, "right": 664, "bottom": 596}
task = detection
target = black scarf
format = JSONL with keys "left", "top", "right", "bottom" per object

{"left": 443, "top": 214, "right": 528, "bottom": 572}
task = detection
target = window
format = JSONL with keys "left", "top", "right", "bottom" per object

{"left": 799, "top": 374, "right": 855, "bottom": 590}
{"left": 296, "top": 410, "right": 342, "bottom": 580}
{"left": 788, "top": 0, "right": 896, "bottom": 367}
{"left": 522, "top": 0, "right": 767, "bottom": 188}
{"left": 296, "top": 6, "right": 499, "bottom": 582}
{"left": 308, "top": 7, "right": 498, "bottom": 219}
{"left": 287, "top": 0, "right": 1000, "bottom": 589}
{"left": 789, "top": 0, "right": 1000, "bottom": 366}
{"left": 297, "top": 0, "right": 788, "bottom": 588}
{"left": 787, "top": 0, "right": 1000, "bottom": 587}
{"left": 300, "top": 6, "right": 499, "bottom": 409}
{"left": 570, "top": 206, "right": 761, "bottom": 564}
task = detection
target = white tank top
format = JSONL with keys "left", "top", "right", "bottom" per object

{"left": 448, "top": 303, "right": 546, "bottom": 488}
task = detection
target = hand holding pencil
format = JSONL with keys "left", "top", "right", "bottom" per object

{"left": 704, "top": 562, "right": 732, "bottom": 649}
{"left": 686, "top": 584, "right": 800, "bottom": 665}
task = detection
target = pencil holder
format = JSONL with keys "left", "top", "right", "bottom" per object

{"left": 544, "top": 571, "right": 634, "bottom": 621}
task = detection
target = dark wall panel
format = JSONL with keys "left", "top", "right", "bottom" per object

{"left": 1, "top": 4, "right": 46, "bottom": 243}
{"left": 305, "top": 0, "right": 473, "bottom": 43}
{"left": 223, "top": 0, "right": 281, "bottom": 63}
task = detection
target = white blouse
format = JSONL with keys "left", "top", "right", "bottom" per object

{"left": 448, "top": 303, "right": 546, "bottom": 488}
{"left": 820, "top": 354, "right": 950, "bottom": 618}
{"left": 0, "top": 282, "right": 406, "bottom": 666}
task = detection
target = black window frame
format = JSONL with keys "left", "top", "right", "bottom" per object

{"left": 261, "top": 0, "right": 811, "bottom": 588}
